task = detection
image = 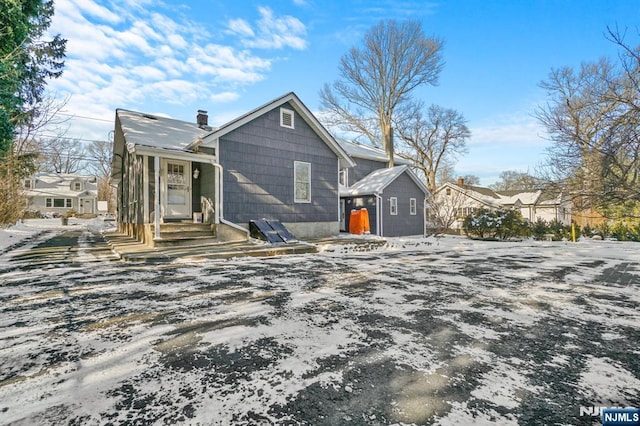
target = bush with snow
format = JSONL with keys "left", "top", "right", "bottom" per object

{"left": 462, "top": 208, "right": 530, "bottom": 240}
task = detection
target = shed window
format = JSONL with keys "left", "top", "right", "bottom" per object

{"left": 280, "top": 108, "right": 294, "bottom": 129}
{"left": 294, "top": 161, "right": 311, "bottom": 203}
{"left": 390, "top": 197, "right": 398, "bottom": 215}
{"left": 410, "top": 198, "right": 417, "bottom": 215}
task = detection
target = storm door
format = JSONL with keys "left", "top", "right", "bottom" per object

{"left": 162, "top": 159, "right": 191, "bottom": 218}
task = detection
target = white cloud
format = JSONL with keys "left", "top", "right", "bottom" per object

{"left": 227, "top": 19, "right": 255, "bottom": 38}
{"left": 233, "top": 7, "right": 308, "bottom": 50}
{"left": 470, "top": 114, "right": 548, "bottom": 148}
{"left": 70, "top": 0, "right": 121, "bottom": 24}
{"left": 131, "top": 65, "right": 167, "bottom": 81}
{"left": 47, "top": 3, "right": 308, "bottom": 141}
{"left": 210, "top": 92, "right": 240, "bottom": 103}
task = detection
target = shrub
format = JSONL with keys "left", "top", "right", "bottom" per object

{"left": 463, "top": 208, "right": 529, "bottom": 240}
{"left": 531, "top": 218, "right": 549, "bottom": 241}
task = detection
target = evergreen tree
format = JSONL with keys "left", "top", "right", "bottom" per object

{"left": 0, "top": 0, "right": 66, "bottom": 154}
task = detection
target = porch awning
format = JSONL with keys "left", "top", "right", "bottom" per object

{"left": 130, "top": 144, "right": 217, "bottom": 164}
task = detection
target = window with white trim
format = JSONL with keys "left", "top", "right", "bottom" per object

{"left": 72, "top": 182, "right": 82, "bottom": 191}
{"left": 294, "top": 161, "right": 311, "bottom": 203}
{"left": 390, "top": 197, "right": 398, "bottom": 215}
{"left": 280, "top": 108, "right": 294, "bottom": 129}
{"left": 339, "top": 168, "right": 348, "bottom": 186}
{"left": 46, "top": 198, "right": 72, "bottom": 208}
{"left": 23, "top": 179, "right": 32, "bottom": 189}
{"left": 410, "top": 198, "right": 417, "bottom": 215}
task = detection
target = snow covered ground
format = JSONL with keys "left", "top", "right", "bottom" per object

{"left": 0, "top": 220, "right": 638, "bottom": 425}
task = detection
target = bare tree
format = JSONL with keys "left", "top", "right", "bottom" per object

{"left": 86, "top": 140, "right": 115, "bottom": 211}
{"left": 395, "top": 103, "right": 470, "bottom": 191}
{"left": 320, "top": 20, "right": 444, "bottom": 167}
{"left": 37, "top": 137, "right": 87, "bottom": 174}
{"left": 426, "top": 184, "right": 468, "bottom": 233}
{"left": 535, "top": 31, "right": 640, "bottom": 216}
{"left": 489, "top": 170, "right": 541, "bottom": 191}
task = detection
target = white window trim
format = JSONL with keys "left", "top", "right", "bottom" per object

{"left": 339, "top": 168, "right": 348, "bottom": 187}
{"left": 72, "top": 182, "right": 82, "bottom": 191}
{"left": 390, "top": 197, "right": 398, "bottom": 215}
{"left": 294, "top": 161, "right": 311, "bottom": 203}
{"left": 46, "top": 198, "right": 73, "bottom": 208}
{"left": 280, "top": 108, "right": 295, "bottom": 129}
{"left": 410, "top": 198, "right": 417, "bottom": 215}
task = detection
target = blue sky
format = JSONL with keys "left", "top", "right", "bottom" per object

{"left": 47, "top": 0, "right": 640, "bottom": 185}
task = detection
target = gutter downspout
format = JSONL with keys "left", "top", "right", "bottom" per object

{"left": 154, "top": 156, "right": 161, "bottom": 240}
{"left": 375, "top": 193, "right": 383, "bottom": 237}
{"left": 211, "top": 162, "right": 250, "bottom": 238}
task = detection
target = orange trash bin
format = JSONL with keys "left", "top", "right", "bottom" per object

{"left": 349, "top": 209, "right": 364, "bottom": 234}
{"left": 360, "top": 208, "right": 370, "bottom": 234}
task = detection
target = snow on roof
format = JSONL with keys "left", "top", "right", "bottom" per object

{"left": 336, "top": 138, "right": 412, "bottom": 165}
{"left": 24, "top": 173, "right": 97, "bottom": 198}
{"left": 341, "top": 165, "right": 411, "bottom": 196}
{"left": 116, "top": 109, "right": 210, "bottom": 151}
{"left": 495, "top": 190, "right": 541, "bottom": 205}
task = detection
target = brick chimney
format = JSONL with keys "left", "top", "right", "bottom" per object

{"left": 196, "top": 110, "right": 208, "bottom": 127}
{"left": 457, "top": 177, "right": 465, "bottom": 186}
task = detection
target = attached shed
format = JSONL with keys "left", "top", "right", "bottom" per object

{"left": 340, "top": 165, "right": 428, "bottom": 237}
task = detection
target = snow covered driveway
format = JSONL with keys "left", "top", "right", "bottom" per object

{"left": 0, "top": 229, "right": 639, "bottom": 425}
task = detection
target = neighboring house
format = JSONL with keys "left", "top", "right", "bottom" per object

{"left": 430, "top": 178, "right": 572, "bottom": 231}
{"left": 24, "top": 173, "right": 98, "bottom": 216}
{"left": 338, "top": 139, "right": 429, "bottom": 237}
{"left": 112, "top": 92, "right": 355, "bottom": 245}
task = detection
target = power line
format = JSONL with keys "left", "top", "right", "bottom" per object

{"left": 37, "top": 134, "right": 112, "bottom": 143}
{"left": 56, "top": 112, "right": 113, "bottom": 123}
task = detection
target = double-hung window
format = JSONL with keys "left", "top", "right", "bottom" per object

{"left": 390, "top": 197, "right": 398, "bottom": 215}
{"left": 410, "top": 198, "right": 417, "bottom": 215}
{"left": 294, "top": 161, "right": 311, "bottom": 203}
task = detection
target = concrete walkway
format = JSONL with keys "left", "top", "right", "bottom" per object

{"left": 104, "top": 232, "right": 387, "bottom": 262}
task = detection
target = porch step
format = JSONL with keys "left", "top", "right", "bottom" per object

{"left": 160, "top": 223, "right": 214, "bottom": 233}
{"left": 154, "top": 223, "right": 217, "bottom": 248}
{"left": 153, "top": 235, "right": 221, "bottom": 248}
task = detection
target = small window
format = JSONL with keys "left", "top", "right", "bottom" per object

{"left": 390, "top": 197, "right": 398, "bottom": 215}
{"left": 446, "top": 188, "right": 452, "bottom": 196}
{"left": 410, "top": 198, "right": 417, "bottom": 215}
{"left": 339, "top": 168, "right": 348, "bottom": 186}
{"left": 280, "top": 108, "right": 294, "bottom": 129}
{"left": 23, "top": 179, "right": 32, "bottom": 189}
{"left": 72, "top": 182, "right": 82, "bottom": 191}
{"left": 294, "top": 161, "right": 311, "bottom": 203}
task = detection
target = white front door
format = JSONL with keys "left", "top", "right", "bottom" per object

{"left": 162, "top": 159, "right": 191, "bottom": 218}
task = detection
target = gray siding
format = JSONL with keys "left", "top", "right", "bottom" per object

{"left": 219, "top": 102, "right": 339, "bottom": 224}
{"left": 349, "top": 158, "right": 387, "bottom": 185}
{"left": 381, "top": 172, "right": 425, "bottom": 237}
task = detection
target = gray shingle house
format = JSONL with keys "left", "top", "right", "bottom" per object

{"left": 338, "top": 140, "right": 429, "bottom": 237}
{"left": 112, "top": 92, "right": 355, "bottom": 246}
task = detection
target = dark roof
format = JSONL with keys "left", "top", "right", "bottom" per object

{"left": 466, "top": 185, "right": 500, "bottom": 199}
